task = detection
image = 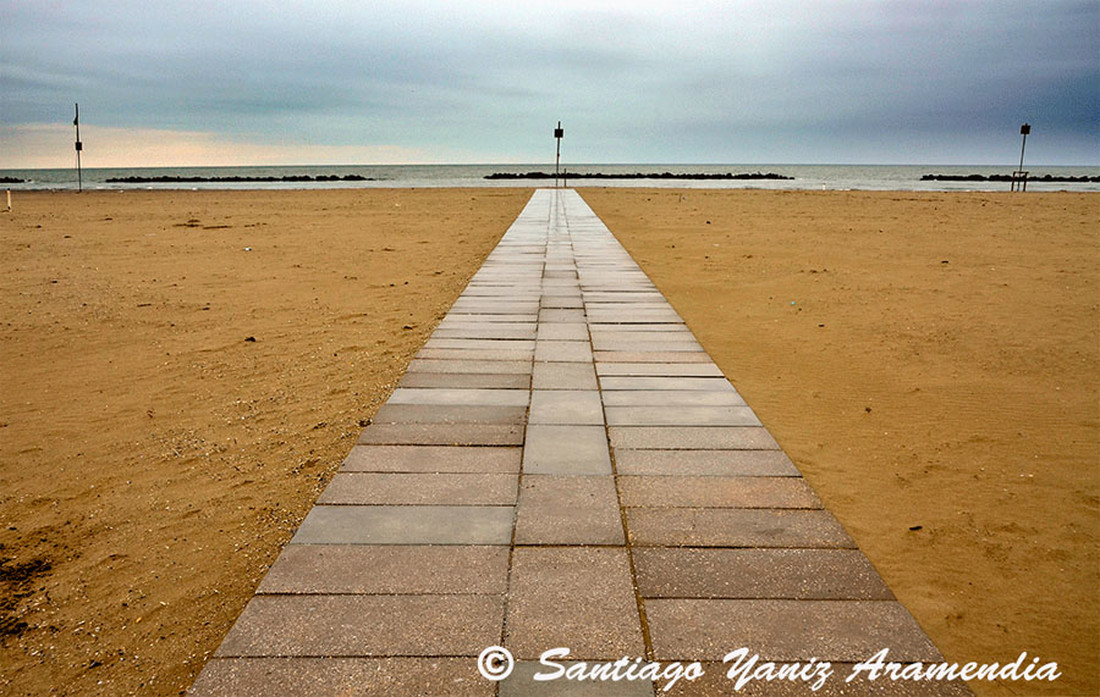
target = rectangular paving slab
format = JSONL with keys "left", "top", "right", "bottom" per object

{"left": 317, "top": 473, "right": 518, "bottom": 505}
{"left": 290, "top": 505, "right": 515, "bottom": 545}
{"left": 505, "top": 547, "right": 644, "bottom": 660}
{"left": 215, "top": 595, "right": 505, "bottom": 657}
{"left": 619, "top": 475, "right": 821, "bottom": 508}
{"left": 514, "top": 475, "right": 624, "bottom": 545}
{"left": 257, "top": 545, "right": 510, "bottom": 595}
{"left": 645, "top": 598, "right": 942, "bottom": 662}
{"left": 633, "top": 548, "right": 895, "bottom": 600}
{"left": 523, "top": 425, "right": 612, "bottom": 474}
{"left": 340, "top": 445, "right": 521, "bottom": 473}
{"left": 626, "top": 508, "right": 856, "bottom": 548}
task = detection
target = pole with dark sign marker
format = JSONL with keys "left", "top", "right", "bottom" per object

{"left": 74, "top": 103, "right": 83, "bottom": 193}
{"left": 554, "top": 121, "right": 564, "bottom": 189}
{"left": 1012, "top": 123, "right": 1030, "bottom": 192}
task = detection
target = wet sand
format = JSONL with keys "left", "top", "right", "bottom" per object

{"left": 0, "top": 187, "right": 1096, "bottom": 695}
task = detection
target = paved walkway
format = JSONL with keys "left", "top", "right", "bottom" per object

{"left": 191, "top": 189, "right": 966, "bottom": 695}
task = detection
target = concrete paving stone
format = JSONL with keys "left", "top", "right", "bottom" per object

{"left": 601, "top": 390, "right": 745, "bottom": 407}
{"left": 583, "top": 292, "right": 665, "bottom": 302}
{"left": 539, "top": 308, "right": 587, "bottom": 323}
{"left": 619, "top": 476, "right": 821, "bottom": 509}
{"left": 415, "top": 348, "right": 535, "bottom": 361}
{"left": 357, "top": 423, "right": 525, "bottom": 446}
{"left": 373, "top": 404, "right": 527, "bottom": 425}
{"left": 645, "top": 599, "right": 941, "bottom": 662}
{"left": 654, "top": 661, "right": 971, "bottom": 697}
{"left": 600, "top": 377, "right": 736, "bottom": 392}
{"left": 214, "top": 594, "right": 504, "bottom": 657}
{"left": 529, "top": 390, "right": 605, "bottom": 425}
{"left": 318, "top": 473, "right": 519, "bottom": 505}
{"left": 388, "top": 388, "right": 531, "bottom": 407}
{"left": 593, "top": 351, "right": 713, "bottom": 363}
{"left": 340, "top": 445, "right": 521, "bottom": 473}
{"left": 605, "top": 406, "right": 761, "bottom": 427}
{"left": 291, "top": 505, "right": 515, "bottom": 545}
{"left": 257, "top": 544, "right": 510, "bottom": 595}
{"left": 534, "top": 340, "right": 594, "bottom": 363}
{"left": 505, "top": 547, "right": 645, "bottom": 660}
{"left": 190, "top": 657, "right": 495, "bottom": 697}
{"left": 532, "top": 362, "right": 599, "bottom": 390}
{"left": 500, "top": 662, "right": 655, "bottom": 696}
{"left": 537, "top": 323, "right": 590, "bottom": 340}
{"left": 514, "top": 475, "right": 624, "bottom": 545}
{"left": 587, "top": 323, "right": 691, "bottom": 332}
{"left": 596, "top": 363, "right": 725, "bottom": 377}
{"left": 632, "top": 548, "right": 893, "bottom": 600}
{"left": 440, "top": 313, "right": 538, "bottom": 324}
{"left": 539, "top": 295, "right": 585, "bottom": 309}
{"left": 407, "top": 359, "right": 532, "bottom": 375}
{"left": 423, "top": 338, "right": 535, "bottom": 351}
{"left": 585, "top": 302, "right": 674, "bottom": 311}
{"left": 597, "top": 449, "right": 798, "bottom": 476}
{"left": 448, "top": 303, "right": 540, "bottom": 315}
{"left": 610, "top": 426, "right": 779, "bottom": 450}
{"left": 523, "top": 425, "right": 612, "bottom": 475}
{"left": 593, "top": 341, "right": 709, "bottom": 354}
{"left": 625, "top": 508, "right": 855, "bottom": 548}
{"left": 398, "top": 372, "right": 531, "bottom": 389}
{"left": 432, "top": 325, "right": 538, "bottom": 340}
{"left": 586, "top": 312, "right": 681, "bottom": 323}
{"left": 589, "top": 331, "right": 693, "bottom": 341}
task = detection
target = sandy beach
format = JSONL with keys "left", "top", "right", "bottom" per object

{"left": 1, "top": 187, "right": 1097, "bottom": 695}
{"left": 0, "top": 188, "right": 532, "bottom": 694}
{"left": 583, "top": 188, "right": 1098, "bottom": 696}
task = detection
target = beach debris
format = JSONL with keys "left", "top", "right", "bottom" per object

{"left": 908, "top": 525, "right": 924, "bottom": 531}
{"left": 244, "top": 336, "right": 256, "bottom": 343}
{"left": 243, "top": 247, "right": 252, "bottom": 252}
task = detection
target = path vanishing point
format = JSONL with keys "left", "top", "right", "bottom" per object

{"left": 191, "top": 189, "right": 968, "bottom": 695}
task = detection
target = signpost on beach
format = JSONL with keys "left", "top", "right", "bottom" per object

{"left": 1012, "top": 123, "right": 1030, "bottom": 192}
{"left": 554, "top": 121, "right": 564, "bottom": 188}
{"left": 74, "top": 103, "right": 83, "bottom": 193}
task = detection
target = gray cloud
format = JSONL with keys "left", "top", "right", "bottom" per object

{"left": 2, "top": 0, "right": 1096, "bottom": 165}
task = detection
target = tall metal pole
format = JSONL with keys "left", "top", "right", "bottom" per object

{"left": 74, "top": 103, "right": 83, "bottom": 193}
{"left": 1018, "top": 123, "right": 1030, "bottom": 172}
{"left": 553, "top": 121, "right": 563, "bottom": 189}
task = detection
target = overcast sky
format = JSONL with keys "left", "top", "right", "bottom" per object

{"left": 2, "top": 0, "right": 1097, "bottom": 168}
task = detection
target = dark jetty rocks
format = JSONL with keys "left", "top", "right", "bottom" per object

{"left": 104, "top": 174, "right": 377, "bottom": 183}
{"left": 485, "top": 171, "right": 794, "bottom": 181}
{"left": 921, "top": 173, "right": 1100, "bottom": 183}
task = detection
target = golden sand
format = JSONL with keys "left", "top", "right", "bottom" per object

{"left": 582, "top": 188, "right": 1098, "bottom": 696}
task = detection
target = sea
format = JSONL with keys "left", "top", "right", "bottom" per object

{"left": 2, "top": 164, "right": 1099, "bottom": 192}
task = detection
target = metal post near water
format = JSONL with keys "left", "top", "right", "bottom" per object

{"left": 74, "top": 103, "right": 83, "bottom": 193}
{"left": 1011, "top": 123, "right": 1030, "bottom": 192}
{"left": 554, "top": 121, "right": 564, "bottom": 189}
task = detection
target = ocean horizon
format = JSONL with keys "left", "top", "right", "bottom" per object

{"left": 3, "top": 163, "right": 1099, "bottom": 192}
